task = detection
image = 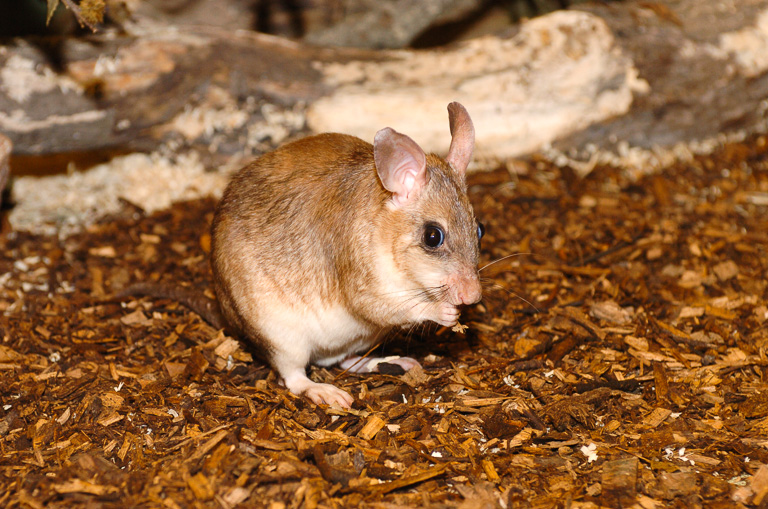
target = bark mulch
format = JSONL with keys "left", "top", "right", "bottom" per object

{"left": 1, "top": 135, "right": 768, "bottom": 508}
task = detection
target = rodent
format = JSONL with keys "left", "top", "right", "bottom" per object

{"left": 120, "top": 102, "right": 483, "bottom": 408}
{"left": 211, "top": 101, "right": 482, "bottom": 407}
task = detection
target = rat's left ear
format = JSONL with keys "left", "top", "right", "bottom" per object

{"left": 445, "top": 102, "right": 475, "bottom": 177}
{"left": 374, "top": 127, "right": 428, "bottom": 207}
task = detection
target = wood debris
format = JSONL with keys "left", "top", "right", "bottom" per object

{"left": 1, "top": 134, "right": 768, "bottom": 506}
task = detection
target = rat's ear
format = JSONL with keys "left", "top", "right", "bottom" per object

{"left": 374, "top": 127, "right": 428, "bottom": 206}
{"left": 446, "top": 102, "right": 475, "bottom": 177}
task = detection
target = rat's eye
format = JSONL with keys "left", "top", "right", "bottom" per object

{"left": 477, "top": 222, "right": 485, "bottom": 240}
{"left": 423, "top": 224, "right": 445, "bottom": 249}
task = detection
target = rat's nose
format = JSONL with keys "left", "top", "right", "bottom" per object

{"left": 460, "top": 277, "right": 482, "bottom": 305}
{"left": 451, "top": 272, "right": 482, "bottom": 306}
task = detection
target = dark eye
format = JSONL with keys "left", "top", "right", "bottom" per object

{"left": 477, "top": 222, "right": 485, "bottom": 240}
{"left": 423, "top": 224, "right": 445, "bottom": 249}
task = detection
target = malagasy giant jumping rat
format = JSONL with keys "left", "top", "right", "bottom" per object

{"left": 209, "top": 102, "right": 483, "bottom": 407}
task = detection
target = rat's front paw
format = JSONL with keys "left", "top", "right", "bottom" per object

{"left": 303, "top": 383, "right": 354, "bottom": 408}
{"left": 435, "top": 302, "right": 460, "bottom": 326}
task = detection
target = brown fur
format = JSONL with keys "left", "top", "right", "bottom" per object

{"left": 116, "top": 103, "right": 481, "bottom": 407}
{"left": 211, "top": 134, "right": 479, "bottom": 356}
{"left": 209, "top": 103, "right": 482, "bottom": 406}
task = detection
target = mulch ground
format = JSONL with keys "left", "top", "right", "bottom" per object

{"left": 1, "top": 134, "right": 768, "bottom": 508}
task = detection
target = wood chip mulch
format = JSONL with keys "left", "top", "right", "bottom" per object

{"left": 2, "top": 135, "right": 768, "bottom": 508}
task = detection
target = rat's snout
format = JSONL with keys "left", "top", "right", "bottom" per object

{"left": 448, "top": 271, "right": 482, "bottom": 306}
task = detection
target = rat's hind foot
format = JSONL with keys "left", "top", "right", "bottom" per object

{"left": 340, "top": 355, "right": 421, "bottom": 374}
{"left": 283, "top": 371, "right": 354, "bottom": 408}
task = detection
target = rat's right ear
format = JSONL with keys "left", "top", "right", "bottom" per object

{"left": 374, "top": 127, "right": 428, "bottom": 207}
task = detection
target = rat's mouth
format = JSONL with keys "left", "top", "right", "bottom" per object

{"left": 399, "top": 285, "right": 463, "bottom": 326}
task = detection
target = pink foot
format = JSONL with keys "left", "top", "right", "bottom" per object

{"left": 283, "top": 370, "right": 354, "bottom": 408}
{"left": 340, "top": 355, "right": 421, "bottom": 374}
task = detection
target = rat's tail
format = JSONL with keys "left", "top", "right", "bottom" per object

{"left": 116, "top": 282, "right": 228, "bottom": 331}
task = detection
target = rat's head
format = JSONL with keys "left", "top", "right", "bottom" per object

{"left": 373, "top": 103, "right": 483, "bottom": 326}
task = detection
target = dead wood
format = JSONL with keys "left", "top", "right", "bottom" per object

{"left": 0, "top": 133, "right": 9, "bottom": 207}
{"left": 304, "top": 0, "right": 484, "bottom": 49}
{"left": 2, "top": 0, "right": 768, "bottom": 164}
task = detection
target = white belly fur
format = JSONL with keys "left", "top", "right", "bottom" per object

{"left": 256, "top": 297, "right": 377, "bottom": 366}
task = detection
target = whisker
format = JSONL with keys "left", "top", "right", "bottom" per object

{"left": 407, "top": 298, "right": 439, "bottom": 340}
{"left": 404, "top": 322, "right": 420, "bottom": 344}
{"left": 479, "top": 252, "right": 534, "bottom": 272}
{"left": 377, "top": 287, "right": 433, "bottom": 298}
{"left": 378, "top": 284, "right": 449, "bottom": 315}
{"left": 366, "top": 283, "right": 467, "bottom": 344}
{"left": 413, "top": 320, "right": 430, "bottom": 340}
{"left": 392, "top": 290, "right": 436, "bottom": 314}
{"left": 376, "top": 285, "right": 446, "bottom": 304}
{"left": 480, "top": 279, "right": 540, "bottom": 314}
{"left": 336, "top": 277, "right": 483, "bottom": 379}
{"left": 377, "top": 298, "right": 432, "bottom": 337}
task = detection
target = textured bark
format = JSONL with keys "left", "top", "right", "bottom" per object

{"left": 304, "top": 0, "right": 484, "bottom": 49}
{"left": 0, "top": 133, "right": 9, "bottom": 204}
{"left": 1, "top": 0, "right": 768, "bottom": 161}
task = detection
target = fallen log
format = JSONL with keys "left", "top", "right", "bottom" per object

{"left": 0, "top": 133, "right": 9, "bottom": 205}
{"left": 0, "top": 0, "right": 767, "bottom": 165}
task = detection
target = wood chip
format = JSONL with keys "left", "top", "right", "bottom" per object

{"left": 749, "top": 464, "right": 768, "bottom": 506}
{"left": 97, "top": 412, "right": 124, "bottom": 427}
{"left": 119, "top": 309, "right": 151, "bottom": 326}
{"left": 643, "top": 407, "right": 673, "bottom": 428}
{"left": 362, "top": 464, "right": 449, "bottom": 495}
{"left": 653, "top": 362, "right": 670, "bottom": 402}
{"left": 712, "top": 260, "right": 739, "bottom": 281}
{"left": 53, "top": 479, "right": 119, "bottom": 496}
{"left": 602, "top": 457, "right": 637, "bottom": 506}
{"left": 358, "top": 415, "right": 386, "bottom": 440}
{"left": 187, "top": 472, "right": 215, "bottom": 501}
{"left": 88, "top": 246, "right": 117, "bottom": 258}
{"left": 482, "top": 459, "right": 500, "bottom": 483}
{"left": 452, "top": 322, "right": 469, "bottom": 333}
{"left": 556, "top": 307, "right": 606, "bottom": 340}
{"left": 590, "top": 300, "right": 632, "bottom": 325}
